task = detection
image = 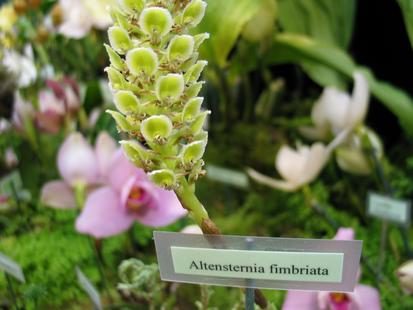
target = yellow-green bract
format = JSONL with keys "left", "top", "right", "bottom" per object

{"left": 105, "top": 0, "right": 209, "bottom": 190}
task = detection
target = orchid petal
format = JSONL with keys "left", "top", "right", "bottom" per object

{"left": 397, "top": 260, "right": 413, "bottom": 293}
{"left": 41, "top": 180, "right": 76, "bottom": 209}
{"left": 58, "top": 0, "right": 93, "bottom": 39}
{"left": 347, "top": 72, "right": 369, "bottom": 130}
{"left": 354, "top": 285, "right": 381, "bottom": 310}
{"left": 334, "top": 227, "right": 354, "bottom": 241}
{"left": 95, "top": 132, "right": 117, "bottom": 180}
{"left": 57, "top": 133, "right": 100, "bottom": 186}
{"left": 181, "top": 225, "right": 203, "bottom": 234}
{"left": 246, "top": 168, "right": 298, "bottom": 192}
{"left": 135, "top": 186, "right": 186, "bottom": 227}
{"left": 282, "top": 291, "right": 318, "bottom": 310}
{"left": 276, "top": 145, "right": 307, "bottom": 184}
{"left": 108, "top": 150, "right": 145, "bottom": 193}
{"left": 76, "top": 187, "right": 134, "bottom": 238}
{"left": 300, "top": 143, "right": 329, "bottom": 185}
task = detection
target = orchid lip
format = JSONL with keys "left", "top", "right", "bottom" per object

{"left": 329, "top": 292, "right": 351, "bottom": 309}
{"left": 125, "top": 185, "right": 152, "bottom": 215}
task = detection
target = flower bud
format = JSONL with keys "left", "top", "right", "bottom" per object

{"left": 106, "top": 110, "right": 133, "bottom": 131}
{"left": 139, "top": 7, "right": 173, "bottom": 37}
{"left": 141, "top": 115, "right": 173, "bottom": 143}
{"left": 118, "top": 0, "right": 145, "bottom": 13}
{"left": 126, "top": 47, "right": 158, "bottom": 76}
{"left": 180, "top": 140, "right": 206, "bottom": 165}
{"left": 184, "top": 60, "right": 207, "bottom": 84}
{"left": 182, "top": 0, "right": 207, "bottom": 27}
{"left": 193, "top": 33, "right": 210, "bottom": 50}
{"left": 182, "top": 97, "right": 203, "bottom": 122}
{"left": 110, "top": 7, "right": 130, "bottom": 30}
{"left": 108, "top": 26, "right": 132, "bottom": 54}
{"left": 149, "top": 169, "right": 176, "bottom": 189}
{"left": 185, "top": 82, "right": 204, "bottom": 98}
{"left": 167, "top": 35, "right": 195, "bottom": 63}
{"left": 189, "top": 110, "right": 209, "bottom": 134}
{"left": 104, "top": 44, "right": 124, "bottom": 71}
{"left": 105, "top": 67, "right": 127, "bottom": 90}
{"left": 156, "top": 74, "right": 185, "bottom": 103}
{"left": 114, "top": 90, "right": 140, "bottom": 114}
{"left": 120, "top": 140, "right": 152, "bottom": 165}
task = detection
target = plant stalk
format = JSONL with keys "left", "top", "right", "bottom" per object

{"left": 174, "top": 178, "right": 268, "bottom": 309}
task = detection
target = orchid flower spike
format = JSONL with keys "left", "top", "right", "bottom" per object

{"left": 282, "top": 228, "right": 381, "bottom": 310}
{"left": 300, "top": 72, "right": 369, "bottom": 140}
{"left": 246, "top": 130, "right": 348, "bottom": 192}
{"left": 105, "top": 0, "right": 209, "bottom": 192}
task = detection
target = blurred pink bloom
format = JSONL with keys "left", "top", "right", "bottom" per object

{"left": 12, "top": 92, "right": 34, "bottom": 130}
{"left": 0, "top": 194, "right": 8, "bottom": 205}
{"left": 41, "top": 132, "right": 117, "bottom": 208}
{"left": 282, "top": 228, "right": 381, "bottom": 310}
{"left": 76, "top": 150, "right": 186, "bottom": 238}
{"left": 36, "top": 78, "right": 81, "bottom": 134}
{"left": 4, "top": 147, "right": 18, "bottom": 168}
{"left": 41, "top": 132, "right": 185, "bottom": 238}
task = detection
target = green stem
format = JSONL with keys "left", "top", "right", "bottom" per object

{"left": 175, "top": 179, "right": 268, "bottom": 308}
{"left": 175, "top": 178, "right": 209, "bottom": 229}
{"left": 5, "top": 273, "right": 19, "bottom": 310}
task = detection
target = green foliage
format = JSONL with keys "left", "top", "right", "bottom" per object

{"left": 265, "top": 33, "right": 413, "bottom": 137}
{"left": 397, "top": 0, "right": 413, "bottom": 49}
{"left": 278, "top": 0, "right": 356, "bottom": 48}
{"left": 193, "top": 0, "right": 264, "bottom": 67}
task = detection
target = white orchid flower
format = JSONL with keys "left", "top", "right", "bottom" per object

{"left": 300, "top": 72, "right": 369, "bottom": 140}
{"left": 2, "top": 45, "right": 37, "bottom": 87}
{"left": 58, "top": 0, "right": 114, "bottom": 39}
{"left": 247, "top": 131, "right": 349, "bottom": 192}
{"left": 397, "top": 260, "right": 413, "bottom": 294}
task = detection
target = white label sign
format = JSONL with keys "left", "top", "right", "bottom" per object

{"left": 154, "top": 232, "right": 362, "bottom": 292}
{"left": 171, "top": 247, "right": 343, "bottom": 283}
{"left": 368, "top": 192, "right": 411, "bottom": 225}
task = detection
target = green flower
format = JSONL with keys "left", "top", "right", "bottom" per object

{"left": 105, "top": 0, "right": 209, "bottom": 191}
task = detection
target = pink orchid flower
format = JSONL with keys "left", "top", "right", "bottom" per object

{"left": 75, "top": 149, "right": 186, "bottom": 238}
{"left": 41, "top": 132, "right": 186, "bottom": 238}
{"left": 41, "top": 132, "right": 117, "bottom": 208}
{"left": 282, "top": 228, "right": 381, "bottom": 310}
{"left": 36, "top": 78, "right": 81, "bottom": 134}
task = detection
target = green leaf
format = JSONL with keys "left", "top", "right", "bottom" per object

{"left": 193, "top": 0, "right": 264, "bottom": 67}
{"left": 397, "top": 0, "right": 413, "bottom": 49}
{"left": 265, "top": 33, "right": 413, "bottom": 136}
{"left": 278, "top": 0, "right": 356, "bottom": 49}
{"left": 277, "top": 0, "right": 356, "bottom": 88}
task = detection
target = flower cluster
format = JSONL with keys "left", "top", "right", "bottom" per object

{"left": 105, "top": 0, "right": 209, "bottom": 191}
{"left": 41, "top": 132, "right": 185, "bottom": 238}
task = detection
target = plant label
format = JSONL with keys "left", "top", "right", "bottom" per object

{"left": 206, "top": 165, "right": 249, "bottom": 189}
{"left": 154, "top": 232, "right": 362, "bottom": 292}
{"left": 367, "top": 192, "right": 411, "bottom": 226}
